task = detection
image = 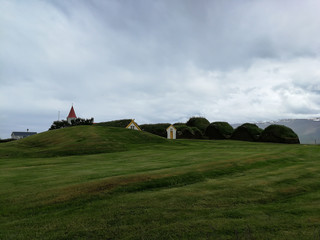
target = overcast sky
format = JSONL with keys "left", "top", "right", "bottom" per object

{"left": 1, "top": 0, "right": 320, "bottom": 138}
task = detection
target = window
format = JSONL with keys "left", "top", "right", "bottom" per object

{"left": 130, "top": 125, "right": 134, "bottom": 129}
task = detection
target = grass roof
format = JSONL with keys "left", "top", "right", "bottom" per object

{"left": 96, "top": 119, "right": 133, "bottom": 128}
{"left": 231, "top": 123, "right": 263, "bottom": 142}
{"left": 205, "top": 122, "right": 234, "bottom": 139}
{"left": 186, "top": 117, "right": 210, "bottom": 133}
{"left": 140, "top": 123, "right": 171, "bottom": 138}
{"left": 259, "top": 124, "right": 300, "bottom": 144}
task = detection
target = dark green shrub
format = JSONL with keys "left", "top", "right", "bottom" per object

{"left": 0, "top": 138, "right": 16, "bottom": 143}
{"left": 186, "top": 117, "right": 210, "bottom": 134}
{"left": 231, "top": 123, "right": 263, "bottom": 142}
{"left": 71, "top": 118, "right": 94, "bottom": 126}
{"left": 49, "top": 120, "right": 70, "bottom": 130}
{"left": 49, "top": 118, "right": 94, "bottom": 130}
{"left": 205, "top": 122, "right": 234, "bottom": 139}
{"left": 259, "top": 124, "right": 300, "bottom": 144}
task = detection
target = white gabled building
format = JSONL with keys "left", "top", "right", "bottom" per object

{"left": 166, "top": 125, "right": 177, "bottom": 139}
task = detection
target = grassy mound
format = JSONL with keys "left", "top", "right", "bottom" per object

{"left": 174, "top": 124, "right": 203, "bottom": 139}
{"left": 140, "top": 123, "right": 171, "bottom": 138}
{"left": 231, "top": 123, "right": 263, "bottom": 142}
{"left": 0, "top": 125, "right": 168, "bottom": 158}
{"left": 259, "top": 124, "right": 300, "bottom": 144}
{"left": 205, "top": 122, "right": 234, "bottom": 139}
{"left": 186, "top": 117, "right": 210, "bottom": 133}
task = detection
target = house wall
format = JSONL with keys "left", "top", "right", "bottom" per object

{"left": 11, "top": 134, "right": 21, "bottom": 140}
{"left": 67, "top": 117, "right": 76, "bottom": 124}
{"left": 127, "top": 122, "right": 140, "bottom": 130}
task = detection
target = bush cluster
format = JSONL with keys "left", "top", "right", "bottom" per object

{"left": 49, "top": 118, "right": 94, "bottom": 130}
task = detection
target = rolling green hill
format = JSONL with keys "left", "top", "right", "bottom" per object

{"left": 0, "top": 125, "right": 168, "bottom": 158}
{"left": 1, "top": 128, "right": 320, "bottom": 239}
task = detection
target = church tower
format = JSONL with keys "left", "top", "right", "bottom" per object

{"left": 67, "top": 105, "right": 77, "bottom": 124}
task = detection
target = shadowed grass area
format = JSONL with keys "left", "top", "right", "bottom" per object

{"left": 1, "top": 127, "right": 320, "bottom": 239}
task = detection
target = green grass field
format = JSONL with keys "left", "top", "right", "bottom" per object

{"left": 1, "top": 126, "right": 320, "bottom": 239}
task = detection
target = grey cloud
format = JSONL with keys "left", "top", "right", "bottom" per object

{"left": 45, "top": 0, "right": 320, "bottom": 72}
{"left": 1, "top": 0, "right": 320, "bottom": 138}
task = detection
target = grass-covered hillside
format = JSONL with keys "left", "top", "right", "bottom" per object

{"left": 1, "top": 126, "right": 320, "bottom": 239}
{"left": 0, "top": 125, "right": 167, "bottom": 158}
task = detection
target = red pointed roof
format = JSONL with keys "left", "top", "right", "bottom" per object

{"left": 67, "top": 106, "right": 77, "bottom": 119}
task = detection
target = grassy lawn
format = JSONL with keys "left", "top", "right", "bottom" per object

{"left": 1, "top": 126, "right": 320, "bottom": 239}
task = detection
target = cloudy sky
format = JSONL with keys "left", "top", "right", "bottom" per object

{"left": 1, "top": 0, "right": 320, "bottom": 138}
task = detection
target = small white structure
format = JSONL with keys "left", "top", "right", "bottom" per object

{"left": 125, "top": 119, "right": 141, "bottom": 131}
{"left": 166, "top": 125, "right": 177, "bottom": 139}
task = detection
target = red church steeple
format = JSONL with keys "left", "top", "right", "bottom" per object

{"left": 67, "top": 106, "right": 77, "bottom": 119}
{"left": 67, "top": 105, "right": 77, "bottom": 123}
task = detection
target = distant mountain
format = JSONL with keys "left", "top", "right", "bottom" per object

{"left": 232, "top": 118, "right": 320, "bottom": 144}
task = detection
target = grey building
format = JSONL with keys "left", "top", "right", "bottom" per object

{"left": 11, "top": 131, "right": 37, "bottom": 140}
